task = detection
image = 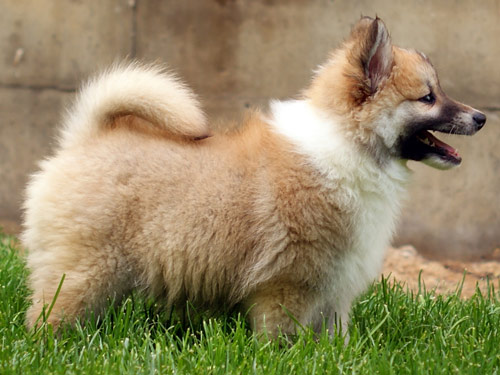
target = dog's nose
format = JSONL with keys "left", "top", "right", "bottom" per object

{"left": 473, "top": 112, "right": 486, "bottom": 130}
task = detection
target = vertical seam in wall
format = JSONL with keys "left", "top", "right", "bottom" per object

{"left": 130, "top": 0, "right": 138, "bottom": 59}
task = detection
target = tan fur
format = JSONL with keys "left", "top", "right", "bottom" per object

{"left": 24, "top": 114, "right": 355, "bottom": 335}
{"left": 23, "top": 17, "right": 483, "bottom": 338}
{"left": 59, "top": 62, "right": 209, "bottom": 149}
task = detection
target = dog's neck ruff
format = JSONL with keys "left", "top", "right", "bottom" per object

{"left": 268, "top": 99, "right": 410, "bottom": 303}
{"left": 269, "top": 100, "right": 348, "bottom": 174}
{"left": 268, "top": 99, "right": 410, "bottom": 186}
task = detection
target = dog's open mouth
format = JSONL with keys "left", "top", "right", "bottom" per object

{"left": 401, "top": 129, "right": 461, "bottom": 167}
{"left": 415, "top": 130, "right": 461, "bottom": 164}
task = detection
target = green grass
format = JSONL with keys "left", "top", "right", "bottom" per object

{"left": 0, "top": 232, "right": 499, "bottom": 375}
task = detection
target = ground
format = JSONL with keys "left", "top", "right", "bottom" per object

{"left": 383, "top": 246, "right": 500, "bottom": 297}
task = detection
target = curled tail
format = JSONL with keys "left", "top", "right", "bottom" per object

{"left": 59, "top": 62, "right": 209, "bottom": 148}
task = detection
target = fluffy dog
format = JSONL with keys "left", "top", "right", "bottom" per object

{"left": 23, "top": 17, "right": 485, "bottom": 337}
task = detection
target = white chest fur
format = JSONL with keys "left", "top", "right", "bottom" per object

{"left": 270, "top": 100, "right": 409, "bottom": 307}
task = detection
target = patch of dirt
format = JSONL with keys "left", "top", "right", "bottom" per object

{"left": 383, "top": 246, "right": 500, "bottom": 298}
{"left": 0, "top": 220, "right": 21, "bottom": 236}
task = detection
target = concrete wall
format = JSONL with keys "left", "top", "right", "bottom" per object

{"left": 1, "top": 0, "right": 499, "bottom": 259}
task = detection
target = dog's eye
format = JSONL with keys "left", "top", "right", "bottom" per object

{"left": 418, "top": 93, "right": 435, "bottom": 104}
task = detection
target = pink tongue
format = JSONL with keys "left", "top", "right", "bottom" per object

{"left": 422, "top": 131, "right": 460, "bottom": 158}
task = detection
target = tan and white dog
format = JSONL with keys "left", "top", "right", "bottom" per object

{"left": 23, "top": 17, "right": 485, "bottom": 337}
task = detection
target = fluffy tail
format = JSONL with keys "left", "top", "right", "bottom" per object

{"left": 59, "top": 62, "right": 209, "bottom": 148}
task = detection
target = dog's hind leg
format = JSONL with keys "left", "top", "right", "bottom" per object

{"left": 26, "top": 244, "right": 134, "bottom": 331}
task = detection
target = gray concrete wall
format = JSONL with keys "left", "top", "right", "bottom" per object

{"left": 1, "top": 0, "right": 499, "bottom": 259}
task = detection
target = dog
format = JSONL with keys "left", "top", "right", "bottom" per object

{"left": 23, "top": 17, "right": 485, "bottom": 337}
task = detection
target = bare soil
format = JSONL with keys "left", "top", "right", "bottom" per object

{"left": 383, "top": 246, "right": 500, "bottom": 298}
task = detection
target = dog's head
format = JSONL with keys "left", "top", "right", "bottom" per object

{"left": 307, "top": 17, "right": 486, "bottom": 169}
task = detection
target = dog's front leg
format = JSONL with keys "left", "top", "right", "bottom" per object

{"left": 243, "top": 283, "right": 320, "bottom": 339}
{"left": 311, "top": 298, "right": 351, "bottom": 343}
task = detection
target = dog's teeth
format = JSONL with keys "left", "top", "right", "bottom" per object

{"left": 418, "top": 137, "right": 432, "bottom": 146}
{"left": 418, "top": 137, "right": 435, "bottom": 147}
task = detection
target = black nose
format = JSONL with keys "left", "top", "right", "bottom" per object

{"left": 473, "top": 112, "right": 486, "bottom": 129}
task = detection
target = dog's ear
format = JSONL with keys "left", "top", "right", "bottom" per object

{"left": 350, "top": 17, "right": 393, "bottom": 94}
